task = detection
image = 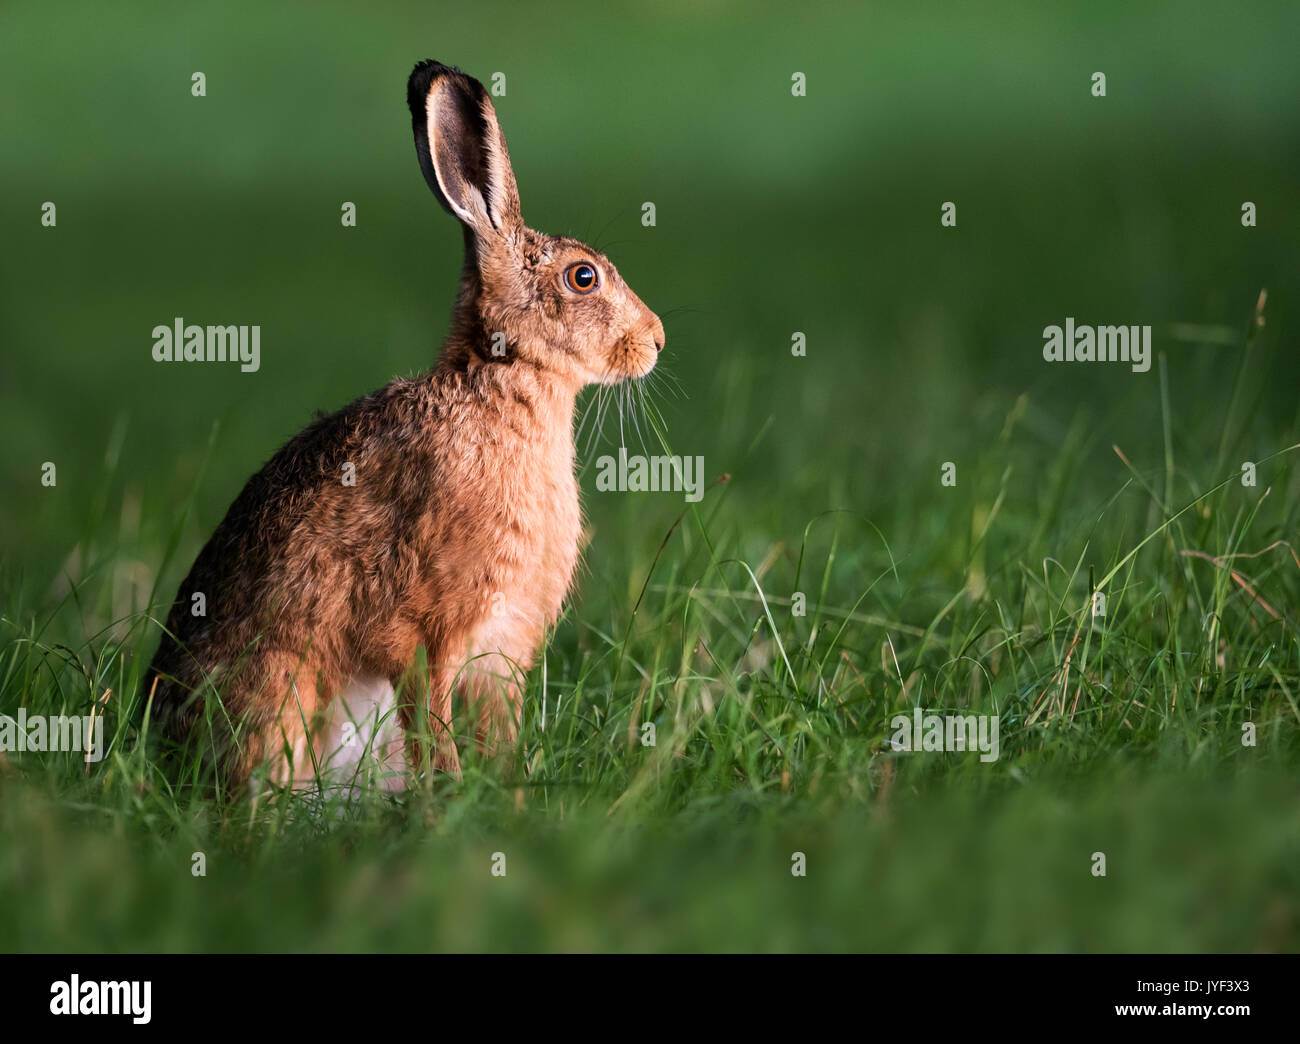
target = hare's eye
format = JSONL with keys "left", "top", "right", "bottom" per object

{"left": 564, "top": 262, "right": 599, "bottom": 294}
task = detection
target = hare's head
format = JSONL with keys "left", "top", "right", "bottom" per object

{"left": 408, "top": 60, "right": 663, "bottom": 387}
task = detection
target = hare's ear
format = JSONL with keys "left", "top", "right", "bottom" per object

{"left": 407, "top": 60, "right": 522, "bottom": 240}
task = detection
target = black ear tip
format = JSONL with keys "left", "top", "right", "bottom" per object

{"left": 408, "top": 59, "right": 449, "bottom": 112}
{"left": 407, "top": 59, "right": 475, "bottom": 115}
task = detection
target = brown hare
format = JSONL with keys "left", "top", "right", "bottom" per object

{"left": 147, "top": 60, "right": 664, "bottom": 791}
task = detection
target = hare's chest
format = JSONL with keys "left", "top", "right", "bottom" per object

{"left": 467, "top": 438, "right": 580, "bottom": 649}
{"left": 518, "top": 451, "right": 581, "bottom": 622}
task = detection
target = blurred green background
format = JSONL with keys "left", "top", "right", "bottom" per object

{"left": 2, "top": 0, "right": 1299, "bottom": 952}
{"left": 4, "top": 0, "right": 1297, "bottom": 565}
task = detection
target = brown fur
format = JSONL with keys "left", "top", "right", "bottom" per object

{"left": 147, "top": 60, "right": 663, "bottom": 787}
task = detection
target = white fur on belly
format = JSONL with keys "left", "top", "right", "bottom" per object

{"left": 316, "top": 674, "right": 409, "bottom": 792}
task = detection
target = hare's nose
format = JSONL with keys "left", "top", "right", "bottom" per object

{"left": 650, "top": 315, "right": 665, "bottom": 353}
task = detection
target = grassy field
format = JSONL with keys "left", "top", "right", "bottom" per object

{"left": 2, "top": 0, "right": 1299, "bottom": 951}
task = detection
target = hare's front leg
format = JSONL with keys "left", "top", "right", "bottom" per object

{"left": 399, "top": 661, "right": 463, "bottom": 779}
{"left": 460, "top": 650, "right": 524, "bottom": 759}
{"left": 243, "top": 649, "right": 324, "bottom": 790}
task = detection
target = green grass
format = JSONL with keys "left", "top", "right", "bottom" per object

{"left": 2, "top": 0, "right": 1300, "bottom": 951}
{"left": 4, "top": 341, "right": 1299, "bottom": 950}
